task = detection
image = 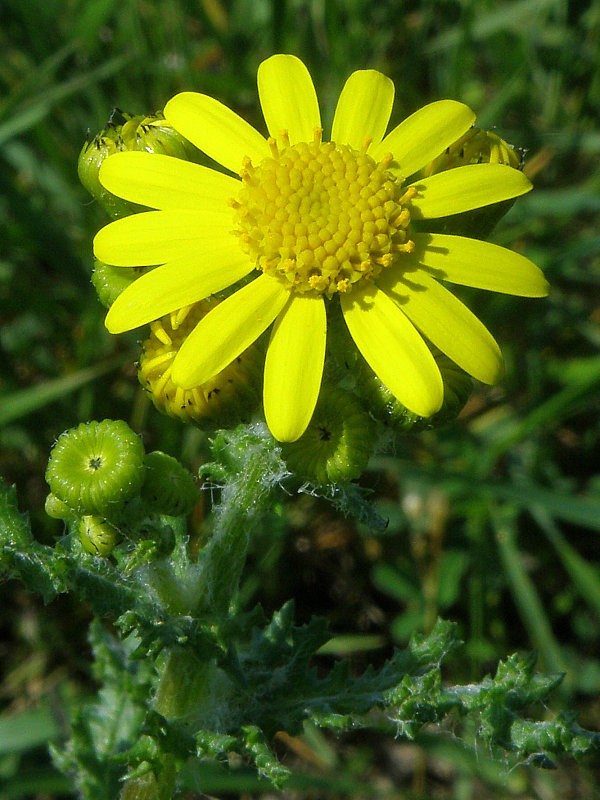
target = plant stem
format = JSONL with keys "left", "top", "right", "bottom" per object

{"left": 199, "top": 425, "right": 283, "bottom": 617}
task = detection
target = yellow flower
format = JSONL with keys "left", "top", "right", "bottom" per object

{"left": 93, "top": 55, "right": 549, "bottom": 442}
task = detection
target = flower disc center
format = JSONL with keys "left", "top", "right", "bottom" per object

{"left": 232, "top": 136, "right": 416, "bottom": 296}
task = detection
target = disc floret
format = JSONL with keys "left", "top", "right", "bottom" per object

{"left": 231, "top": 131, "right": 416, "bottom": 297}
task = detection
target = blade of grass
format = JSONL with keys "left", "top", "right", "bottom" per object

{"left": 0, "top": 357, "right": 122, "bottom": 427}
{"left": 1, "top": 770, "right": 73, "bottom": 800}
{"left": 531, "top": 505, "right": 600, "bottom": 619}
{"left": 0, "top": 703, "right": 62, "bottom": 756}
{"left": 375, "top": 458, "right": 600, "bottom": 532}
{"left": 426, "top": 0, "right": 563, "bottom": 53}
{"left": 492, "top": 506, "right": 567, "bottom": 681}
{"left": 0, "top": 55, "right": 130, "bottom": 147}
{"left": 478, "top": 359, "right": 600, "bottom": 470}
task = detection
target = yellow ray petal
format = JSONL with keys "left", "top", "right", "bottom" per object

{"left": 93, "top": 209, "right": 236, "bottom": 266}
{"left": 104, "top": 248, "right": 254, "bottom": 333}
{"left": 172, "top": 274, "right": 289, "bottom": 388}
{"left": 331, "top": 69, "right": 394, "bottom": 149}
{"left": 371, "top": 100, "right": 475, "bottom": 177}
{"left": 414, "top": 233, "right": 549, "bottom": 297}
{"left": 263, "top": 293, "right": 326, "bottom": 442}
{"left": 380, "top": 268, "right": 504, "bottom": 384}
{"left": 409, "top": 163, "right": 532, "bottom": 219}
{"left": 257, "top": 54, "right": 321, "bottom": 145}
{"left": 98, "top": 151, "right": 240, "bottom": 210}
{"left": 164, "top": 92, "right": 270, "bottom": 175}
{"left": 341, "top": 284, "right": 443, "bottom": 417}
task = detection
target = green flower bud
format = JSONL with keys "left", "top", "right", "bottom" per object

{"left": 140, "top": 451, "right": 198, "bottom": 517}
{"left": 422, "top": 127, "right": 521, "bottom": 177}
{"left": 355, "top": 351, "right": 472, "bottom": 432}
{"left": 46, "top": 420, "right": 145, "bottom": 516}
{"left": 421, "top": 127, "right": 524, "bottom": 238}
{"left": 78, "top": 109, "right": 199, "bottom": 219}
{"left": 138, "top": 301, "right": 262, "bottom": 428}
{"left": 434, "top": 355, "right": 474, "bottom": 424}
{"left": 78, "top": 515, "right": 120, "bottom": 556}
{"left": 44, "top": 492, "right": 72, "bottom": 520}
{"left": 91, "top": 260, "right": 155, "bottom": 308}
{"left": 282, "top": 386, "right": 373, "bottom": 485}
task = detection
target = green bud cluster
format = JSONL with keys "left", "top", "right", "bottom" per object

{"left": 45, "top": 419, "right": 198, "bottom": 556}
{"left": 46, "top": 419, "right": 145, "bottom": 516}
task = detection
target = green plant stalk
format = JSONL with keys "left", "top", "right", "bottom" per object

{"left": 197, "top": 428, "right": 283, "bottom": 617}
{"left": 154, "top": 648, "right": 216, "bottom": 719}
{"left": 120, "top": 758, "right": 176, "bottom": 800}
{"left": 122, "top": 426, "right": 284, "bottom": 784}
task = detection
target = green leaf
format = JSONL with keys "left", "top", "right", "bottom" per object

{"left": 0, "top": 480, "right": 66, "bottom": 602}
{"left": 51, "top": 621, "right": 155, "bottom": 800}
{"left": 242, "top": 725, "right": 291, "bottom": 788}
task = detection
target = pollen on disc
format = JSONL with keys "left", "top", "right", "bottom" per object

{"left": 232, "top": 136, "right": 416, "bottom": 297}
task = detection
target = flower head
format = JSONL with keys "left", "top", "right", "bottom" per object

{"left": 138, "top": 300, "right": 261, "bottom": 426}
{"left": 93, "top": 55, "right": 549, "bottom": 442}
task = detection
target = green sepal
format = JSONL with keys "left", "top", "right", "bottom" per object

{"left": 141, "top": 451, "right": 198, "bottom": 517}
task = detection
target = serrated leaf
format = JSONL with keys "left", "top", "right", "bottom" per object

{"left": 0, "top": 479, "right": 66, "bottom": 602}
{"left": 242, "top": 725, "right": 291, "bottom": 788}
{"left": 52, "top": 621, "right": 156, "bottom": 800}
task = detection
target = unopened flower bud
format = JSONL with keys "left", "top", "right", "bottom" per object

{"left": 78, "top": 109, "right": 199, "bottom": 219}
{"left": 141, "top": 451, "right": 198, "bottom": 517}
{"left": 46, "top": 419, "right": 145, "bottom": 516}
{"left": 44, "top": 492, "right": 72, "bottom": 520}
{"left": 434, "top": 354, "right": 474, "bottom": 423}
{"left": 91, "top": 260, "right": 155, "bottom": 308}
{"left": 422, "top": 127, "right": 521, "bottom": 177}
{"left": 78, "top": 515, "right": 120, "bottom": 556}
{"left": 421, "top": 127, "right": 523, "bottom": 238}
{"left": 138, "top": 301, "right": 262, "bottom": 428}
{"left": 354, "top": 351, "right": 472, "bottom": 432}
{"left": 281, "top": 385, "right": 373, "bottom": 484}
